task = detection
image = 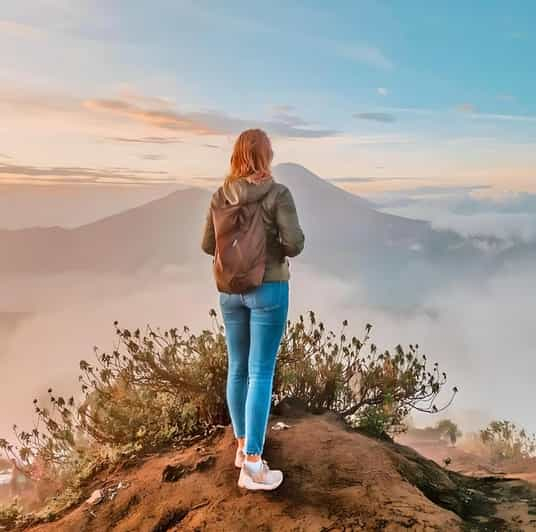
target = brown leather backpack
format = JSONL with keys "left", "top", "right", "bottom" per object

{"left": 212, "top": 199, "right": 267, "bottom": 294}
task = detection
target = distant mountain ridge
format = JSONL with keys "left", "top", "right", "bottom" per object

{"left": 0, "top": 163, "right": 516, "bottom": 304}
{"left": 0, "top": 183, "right": 183, "bottom": 230}
{"left": 1, "top": 163, "right": 430, "bottom": 274}
{"left": 1, "top": 186, "right": 211, "bottom": 274}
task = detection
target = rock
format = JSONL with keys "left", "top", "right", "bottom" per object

{"left": 194, "top": 455, "right": 215, "bottom": 472}
{"left": 162, "top": 463, "right": 188, "bottom": 483}
{"left": 85, "top": 489, "right": 103, "bottom": 506}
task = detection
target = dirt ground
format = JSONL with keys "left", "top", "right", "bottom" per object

{"left": 21, "top": 412, "right": 536, "bottom": 532}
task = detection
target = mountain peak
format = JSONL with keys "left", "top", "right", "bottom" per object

{"left": 273, "top": 162, "right": 322, "bottom": 181}
{"left": 272, "top": 161, "right": 379, "bottom": 213}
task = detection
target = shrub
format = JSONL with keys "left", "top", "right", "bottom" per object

{"left": 480, "top": 420, "right": 536, "bottom": 462}
{"left": 275, "top": 311, "right": 457, "bottom": 434}
{"left": 1, "top": 310, "right": 457, "bottom": 501}
{"left": 78, "top": 315, "right": 228, "bottom": 448}
{"left": 0, "top": 313, "right": 228, "bottom": 483}
{"left": 436, "top": 419, "right": 462, "bottom": 446}
{"left": 0, "top": 498, "right": 24, "bottom": 529}
{"left": 355, "top": 404, "right": 394, "bottom": 439}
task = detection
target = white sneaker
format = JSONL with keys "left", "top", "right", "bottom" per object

{"left": 238, "top": 460, "right": 283, "bottom": 491}
{"left": 235, "top": 448, "right": 245, "bottom": 468}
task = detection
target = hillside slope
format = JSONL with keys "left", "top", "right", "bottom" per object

{"left": 0, "top": 187, "right": 211, "bottom": 274}
{"left": 25, "top": 410, "right": 536, "bottom": 532}
{"left": 0, "top": 163, "right": 472, "bottom": 276}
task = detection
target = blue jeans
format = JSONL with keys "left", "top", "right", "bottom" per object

{"left": 219, "top": 281, "right": 289, "bottom": 455}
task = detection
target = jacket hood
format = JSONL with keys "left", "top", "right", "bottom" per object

{"left": 221, "top": 176, "right": 275, "bottom": 205}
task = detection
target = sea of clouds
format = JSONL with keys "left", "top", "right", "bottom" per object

{"left": 2, "top": 183, "right": 536, "bottom": 443}
{"left": 376, "top": 188, "right": 536, "bottom": 244}
{"left": 1, "top": 255, "right": 535, "bottom": 443}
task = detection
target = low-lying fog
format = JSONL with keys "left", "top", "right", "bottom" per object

{"left": 2, "top": 179, "right": 536, "bottom": 443}
{"left": 1, "top": 257, "right": 534, "bottom": 442}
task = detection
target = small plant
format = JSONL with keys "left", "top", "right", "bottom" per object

{"left": 78, "top": 313, "right": 229, "bottom": 448}
{"left": 0, "top": 309, "right": 457, "bottom": 526}
{"left": 0, "top": 498, "right": 24, "bottom": 529}
{"left": 480, "top": 420, "right": 536, "bottom": 462}
{"left": 275, "top": 312, "right": 457, "bottom": 436}
{"left": 1, "top": 312, "right": 229, "bottom": 484}
{"left": 436, "top": 419, "right": 462, "bottom": 446}
{"left": 356, "top": 404, "right": 395, "bottom": 438}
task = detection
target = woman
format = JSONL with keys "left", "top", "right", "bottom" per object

{"left": 201, "top": 129, "right": 304, "bottom": 491}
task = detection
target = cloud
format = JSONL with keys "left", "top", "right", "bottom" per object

{"left": 272, "top": 104, "right": 295, "bottom": 113}
{"left": 269, "top": 105, "right": 309, "bottom": 128}
{"left": 2, "top": 84, "right": 336, "bottom": 140}
{"left": 0, "top": 87, "right": 80, "bottom": 115}
{"left": 452, "top": 191, "right": 536, "bottom": 215}
{"left": 106, "top": 136, "right": 220, "bottom": 152}
{"left": 138, "top": 154, "right": 167, "bottom": 161}
{"left": 0, "top": 19, "right": 43, "bottom": 38}
{"left": 330, "top": 177, "right": 379, "bottom": 184}
{"left": 338, "top": 44, "right": 393, "bottom": 70}
{"left": 2, "top": 257, "right": 536, "bottom": 445}
{"left": 330, "top": 176, "right": 422, "bottom": 185}
{"left": 353, "top": 112, "right": 396, "bottom": 123}
{"left": 377, "top": 189, "right": 536, "bottom": 242}
{"left": 271, "top": 110, "right": 308, "bottom": 128}
{"left": 106, "top": 136, "right": 220, "bottom": 151}
{"left": 445, "top": 136, "right": 498, "bottom": 146}
{"left": 508, "top": 31, "right": 526, "bottom": 40}
{"left": 192, "top": 177, "right": 223, "bottom": 183}
{"left": 456, "top": 103, "right": 478, "bottom": 114}
{"left": 116, "top": 89, "right": 176, "bottom": 110}
{"left": 84, "top": 99, "right": 218, "bottom": 134}
{"left": 472, "top": 112, "right": 536, "bottom": 123}
{"left": 106, "top": 136, "right": 183, "bottom": 144}
{"left": 0, "top": 162, "right": 176, "bottom": 186}
{"left": 392, "top": 185, "right": 491, "bottom": 196}
{"left": 85, "top": 98, "right": 337, "bottom": 139}
{"left": 377, "top": 87, "right": 389, "bottom": 96}
{"left": 497, "top": 93, "right": 515, "bottom": 103}
{"left": 0, "top": 154, "right": 11, "bottom": 160}
{"left": 347, "top": 134, "right": 412, "bottom": 145}
{"left": 380, "top": 105, "right": 536, "bottom": 124}
{"left": 415, "top": 208, "right": 536, "bottom": 242}
{"left": 265, "top": 120, "right": 337, "bottom": 138}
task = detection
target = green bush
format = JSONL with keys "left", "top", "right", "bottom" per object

{"left": 436, "top": 419, "right": 462, "bottom": 446}
{"left": 416, "top": 419, "right": 462, "bottom": 445}
{"left": 0, "top": 498, "right": 24, "bottom": 529}
{"left": 78, "top": 315, "right": 228, "bottom": 448}
{"left": 480, "top": 420, "right": 536, "bottom": 462}
{"left": 355, "top": 404, "right": 395, "bottom": 439}
{"left": 1, "top": 310, "right": 457, "bottom": 515}
{"left": 275, "top": 311, "right": 457, "bottom": 433}
{"left": 0, "top": 312, "right": 229, "bottom": 484}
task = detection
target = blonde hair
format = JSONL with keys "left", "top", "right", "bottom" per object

{"left": 225, "top": 129, "right": 273, "bottom": 187}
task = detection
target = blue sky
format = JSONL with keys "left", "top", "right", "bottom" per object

{"left": 1, "top": 1, "right": 535, "bottom": 189}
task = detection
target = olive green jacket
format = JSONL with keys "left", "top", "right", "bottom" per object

{"left": 201, "top": 177, "right": 305, "bottom": 281}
